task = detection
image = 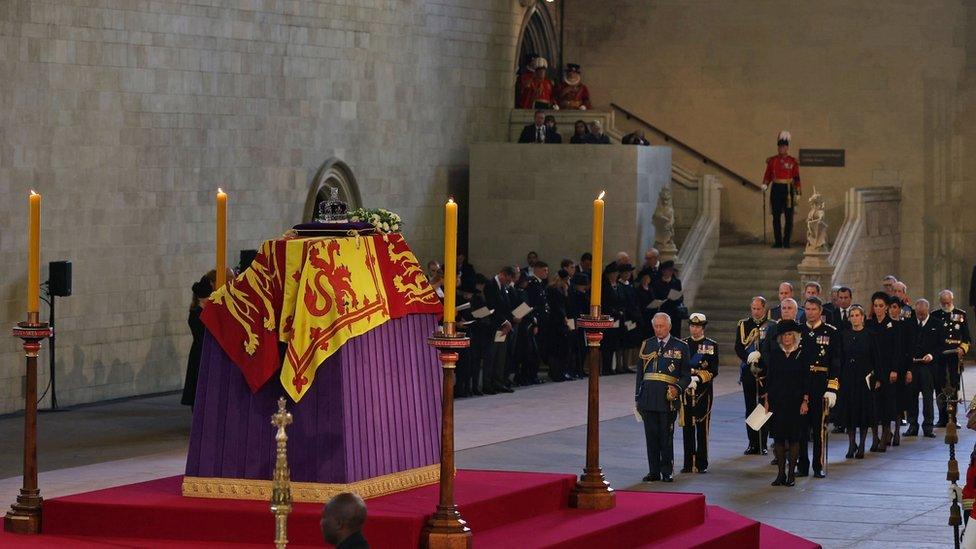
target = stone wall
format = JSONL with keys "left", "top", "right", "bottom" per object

{"left": 0, "top": 0, "right": 528, "bottom": 413}
{"left": 467, "top": 143, "right": 671, "bottom": 273}
{"left": 562, "top": 0, "right": 976, "bottom": 299}
{"left": 829, "top": 187, "right": 901, "bottom": 306}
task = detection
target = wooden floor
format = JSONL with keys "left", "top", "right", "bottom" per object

{"left": 0, "top": 366, "right": 971, "bottom": 548}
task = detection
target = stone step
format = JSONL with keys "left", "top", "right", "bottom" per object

{"left": 695, "top": 279, "right": 798, "bottom": 292}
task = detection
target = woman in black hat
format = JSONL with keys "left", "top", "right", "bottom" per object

{"left": 617, "top": 264, "right": 641, "bottom": 374}
{"left": 761, "top": 319, "right": 809, "bottom": 486}
{"left": 839, "top": 305, "right": 879, "bottom": 459}
{"left": 600, "top": 263, "right": 624, "bottom": 375}
{"left": 545, "top": 269, "right": 573, "bottom": 382}
{"left": 182, "top": 271, "right": 216, "bottom": 407}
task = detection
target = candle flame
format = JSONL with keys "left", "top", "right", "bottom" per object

{"left": 30, "top": 189, "right": 38, "bottom": 196}
{"left": 598, "top": 190, "right": 606, "bottom": 200}
{"left": 217, "top": 187, "right": 224, "bottom": 194}
{"left": 448, "top": 197, "right": 455, "bottom": 204}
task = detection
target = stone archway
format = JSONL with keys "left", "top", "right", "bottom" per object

{"left": 304, "top": 158, "right": 362, "bottom": 222}
{"left": 515, "top": 1, "right": 559, "bottom": 79}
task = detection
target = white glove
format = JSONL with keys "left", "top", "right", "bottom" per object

{"left": 823, "top": 391, "right": 837, "bottom": 409}
{"left": 687, "top": 379, "right": 698, "bottom": 392}
{"left": 747, "top": 351, "right": 761, "bottom": 365}
{"left": 761, "top": 184, "right": 769, "bottom": 192}
{"left": 691, "top": 375, "right": 701, "bottom": 384}
{"left": 634, "top": 407, "right": 643, "bottom": 423}
{"left": 580, "top": 105, "right": 587, "bottom": 110}
{"left": 552, "top": 104, "right": 559, "bottom": 110}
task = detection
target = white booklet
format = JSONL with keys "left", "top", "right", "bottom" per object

{"left": 456, "top": 302, "right": 471, "bottom": 312}
{"left": 471, "top": 307, "right": 492, "bottom": 319}
{"left": 566, "top": 318, "right": 575, "bottom": 331}
{"left": 625, "top": 320, "right": 637, "bottom": 331}
{"left": 646, "top": 299, "right": 664, "bottom": 309}
{"left": 512, "top": 303, "right": 533, "bottom": 320}
{"left": 865, "top": 372, "right": 873, "bottom": 390}
{"left": 746, "top": 404, "right": 772, "bottom": 432}
{"left": 494, "top": 330, "right": 508, "bottom": 343}
{"left": 667, "top": 289, "right": 683, "bottom": 301}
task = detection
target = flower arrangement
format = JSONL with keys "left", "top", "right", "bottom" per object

{"left": 349, "top": 207, "right": 403, "bottom": 233}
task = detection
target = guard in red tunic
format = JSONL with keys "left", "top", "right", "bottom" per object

{"left": 518, "top": 57, "right": 555, "bottom": 110}
{"left": 762, "top": 131, "right": 802, "bottom": 248}
{"left": 555, "top": 63, "right": 592, "bottom": 110}
{"left": 515, "top": 53, "right": 539, "bottom": 108}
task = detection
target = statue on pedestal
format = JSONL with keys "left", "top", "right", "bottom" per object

{"left": 805, "top": 188, "right": 829, "bottom": 253}
{"left": 653, "top": 187, "right": 678, "bottom": 259}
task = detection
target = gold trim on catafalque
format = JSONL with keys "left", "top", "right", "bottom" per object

{"left": 182, "top": 463, "right": 441, "bottom": 503}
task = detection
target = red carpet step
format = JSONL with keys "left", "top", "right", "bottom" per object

{"left": 0, "top": 470, "right": 819, "bottom": 548}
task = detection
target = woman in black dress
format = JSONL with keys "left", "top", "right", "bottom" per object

{"left": 762, "top": 320, "right": 809, "bottom": 487}
{"left": 866, "top": 291, "right": 897, "bottom": 452}
{"left": 569, "top": 120, "right": 591, "bottom": 144}
{"left": 600, "top": 264, "right": 624, "bottom": 375}
{"left": 617, "top": 264, "right": 641, "bottom": 374}
{"left": 839, "top": 305, "right": 879, "bottom": 459}
{"left": 886, "top": 296, "right": 910, "bottom": 447}
{"left": 182, "top": 271, "right": 216, "bottom": 407}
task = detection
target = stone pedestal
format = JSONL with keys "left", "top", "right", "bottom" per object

{"left": 468, "top": 144, "right": 672, "bottom": 270}
{"left": 798, "top": 252, "right": 834, "bottom": 286}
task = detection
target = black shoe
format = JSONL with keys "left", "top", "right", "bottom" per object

{"left": 499, "top": 386, "right": 514, "bottom": 393}
{"left": 846, "top": 445, "right": 855, "bottom": 459}
{"left": 785, "top": 472, "right": 796, "bottom": 486}
{"left": 661, "top": 473, "right": 674, "bottom": 483}
{"left": 770, "top": 457, "right": 778, "bottom": 465}
{"left": 455, "top": 390, "right": 469, "bottom": 398}
{"left": 743, "top": 446, "right": 759, "bottom": 455}
{"left": 904, "top": 426, "right": 918, "bottom": 437}
{"left": 483, "top": 388, "right": 497, "bottom": 395}
{"left": 771, "top": 474, "right": 786, "bottom": 486}
{"left": 855, "top": 447, "right": 865, "bottom": 459}
{"left": 642, "top": 473, "right": 659, "bottom": 482}
{"left": 924, "top": 431, "right": 936, "bottom": 438}
{"left": 771, "top": 243, "right": 783, "bottom": 249}
{"left": 471, "top": 389, "right": 484, "bottom": 396}
{"left": 832, "top": 426, "right": 846, "bottom": 434}
{"left": 795, "top": 469, "right": 809, "bottom": 478}
{"left": 813, "top": 470, "right": 826, "bottom": 479}
{"left": 760, "top": 447, "right": 769, "bottom": 455}
{"left": 549, "top": 375, "right": 565, "bottom": 383}
{"left": 783, "top": 243, "right": 792, "bottom": 249}
{"left": 936, "top": 420, "right": 948, "bottom": 428}
{"left": 680, "top": 467, "right": 692, "bottom": 473}
{"left": 696, "top": 468, "right": 708, "bottom": 474}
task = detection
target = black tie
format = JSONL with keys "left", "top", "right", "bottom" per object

{"left": 658, "top": 339, "right": 665, "bottom": 351}
{"left": 841, "top": 309, "right": 847, "bottom": 322}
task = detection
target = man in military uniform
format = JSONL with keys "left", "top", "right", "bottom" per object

{"left": 762, "top": 131, "right": 801, "bottom": 249}
{"left": 933, "top": 289, "right": 971, "bottom": 427}
{"left": 735, "top": 296, "right": 772, "bottom": 455}
{"left": 636, "top": 312, "right": 692, "bottom": 482}
{"left": 797, "top": 297, "right": 840, "bottom": 478}
{"left": 681, "top": 313, "right": 718, "bottom": 474}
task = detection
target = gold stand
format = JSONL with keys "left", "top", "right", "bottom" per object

{"left": 569, "top": 309, "right": 616, "bottom": 510}
{"left": 944, "top": 387, "right": 962, "bottom": 549}
{"left": 4, "top": 315, "right": 53, "bottom": 535}
{"left": 421, "top": 322, "right": 472, "bottom": 549}
{"left": 270, "top": 397, "right": 293, "bottom": 549}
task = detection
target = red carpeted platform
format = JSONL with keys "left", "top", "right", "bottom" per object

{"left": 0, "top": 470, "right": 819, "bottom": 548}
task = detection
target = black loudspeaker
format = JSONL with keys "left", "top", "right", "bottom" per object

{"left": 238, "top": 249, "right": 258, "bottom": 273}
{"left": 49, "top": 261, "right": 72, "bottom": 297}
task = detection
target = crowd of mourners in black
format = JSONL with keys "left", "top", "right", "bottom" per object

{"left": 426, "top": 248, "right": 683, "bottom": 397}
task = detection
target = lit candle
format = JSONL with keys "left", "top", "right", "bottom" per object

{"left": 589, "top": 191, "right": 605, "bottom": 310}
{"left": 443, "top": 198, "right": 458, "bottom": 324}
{"left": 27, "top": 190, "right": 40, "bottom": 317}
{"left": 216, "top": 188, "right": 227, "bottom": 289}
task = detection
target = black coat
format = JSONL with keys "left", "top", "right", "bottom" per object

{"left": 182, "top": 306, "right": 205, "bottom": 406}
{"left": 763, "top": 344, "right": 808, "bottom": 442}
{"left": 518, "top": 124, "right": 559, "bottom": 144}
{"left": 483, "top": 277, "right": 513, "bottom": 332}
{"left": 839, "top": 328, "right": 877, "bottom": 429}
{"left": 867, "top": 317, "right": 899, "bottom": 422}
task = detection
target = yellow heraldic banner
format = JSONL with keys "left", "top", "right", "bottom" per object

{"left": 281, "top": 236, "right": 391, "bottom": 402}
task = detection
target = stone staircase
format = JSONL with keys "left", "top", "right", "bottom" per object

{"left": 692, "top": 244, "right": 805, "bottom": 366}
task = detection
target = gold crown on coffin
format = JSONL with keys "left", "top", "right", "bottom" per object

{"left": 315, "top": 187, "right": 349, "bottom": 223}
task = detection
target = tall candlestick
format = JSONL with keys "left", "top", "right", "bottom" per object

{"left": 27, "top": 191, "right": 40, "bottom": 318}
{"left": 443, "top": 198, "right": 458, "bottom": 325}
{"left": 589, "top": 191, "right": 605, "bottom": 310}
{"left": 216, "top": 188, "right": 227, "bottom": 289}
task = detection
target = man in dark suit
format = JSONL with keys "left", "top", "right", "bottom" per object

{"left": 769, "top": 282, "right": 806, "bottom": 323}
{"left": 320, "top": 492, "right": 369, "bottom": 549}
{"left": 830, "top": 286, "right": 854, "bottom": 330}
{"left": 636, "top": 312, "right": 692, "bottom": 483}
{"left": 907, "top": 298, "right": 943, "bottom": 437}
{"left": 518, "top": 110, "right": 557, "bottom": 143}
{"left": 483, "top": 266, "right": 516, "bottom": 394}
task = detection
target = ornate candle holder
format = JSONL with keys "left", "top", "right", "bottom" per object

{"left": 4, "top": 315, "right": 53, "bottom": 535}
{"left": 421, "top": 322, "right": 472, "bottom": 549}
{"left": 270, "top": 397, "right": 293, "bottom": 549}
{"left": 569, "top": 308, "right": 616, "bottom": 510}
{"left": 944, "top": 387, "right": 962, "bottom": 549}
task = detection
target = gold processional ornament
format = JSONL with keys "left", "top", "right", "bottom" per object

{"left": 271, "top": 397, "right": 293, "bottom": 549}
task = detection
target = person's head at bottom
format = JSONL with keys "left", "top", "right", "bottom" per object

{"left": 321, "top": 492, "right": 368, "bottom": 547}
